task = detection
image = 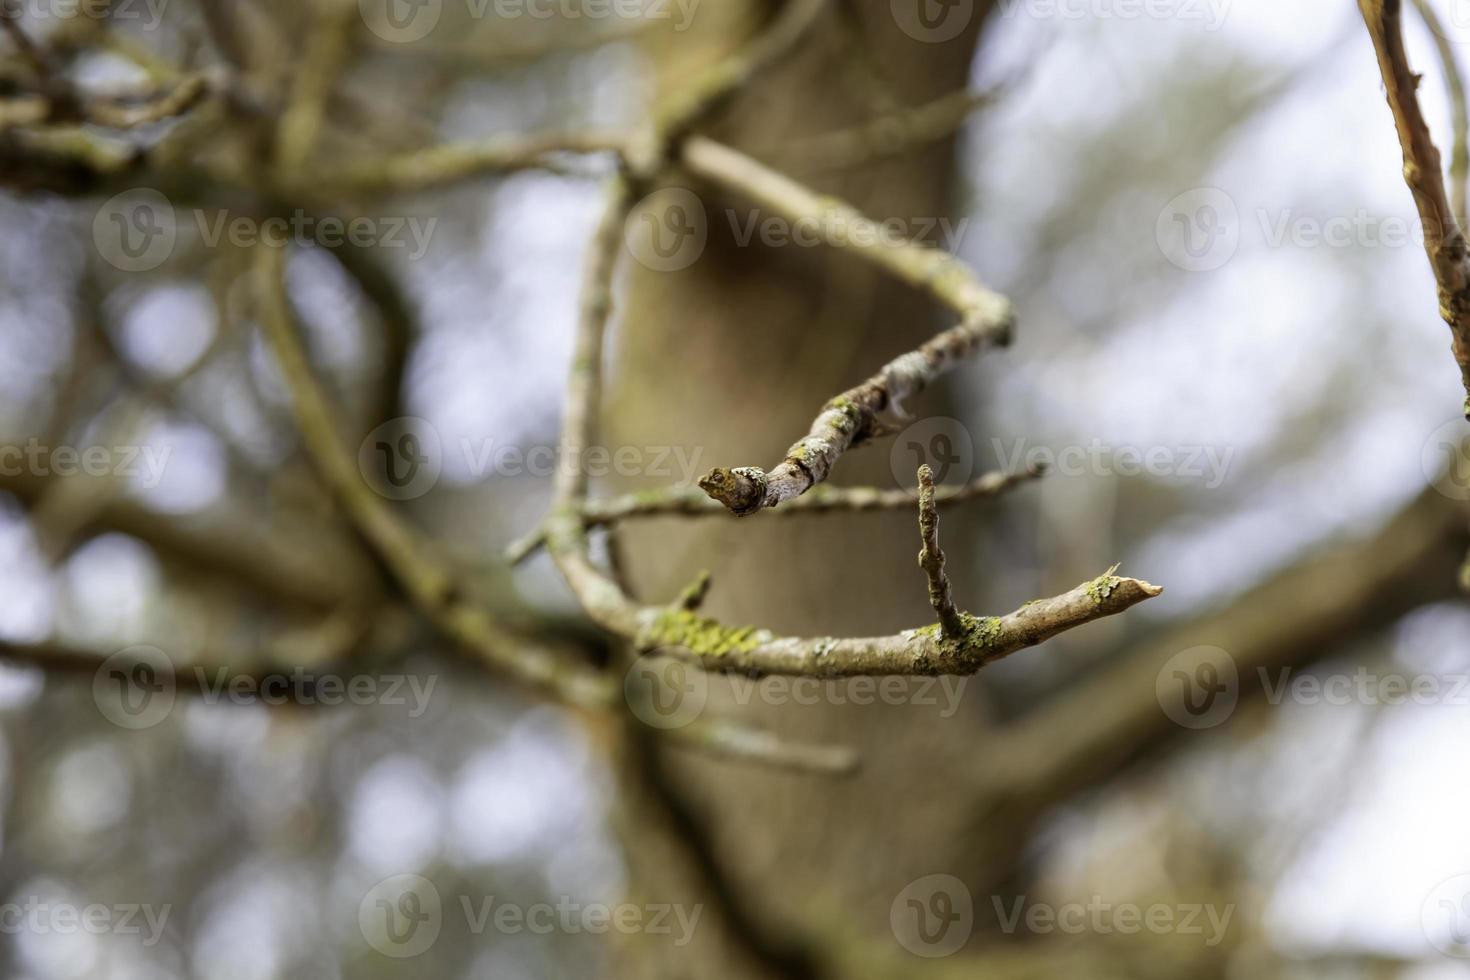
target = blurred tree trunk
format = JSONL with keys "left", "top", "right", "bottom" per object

{"left": 606, "top": 4, "right": 994, "bottom": 975}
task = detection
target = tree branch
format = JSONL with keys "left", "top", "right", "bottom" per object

{"left": 917, "top": 464, "right": 965, "bottom": 638}
{"left": 1360, "top": 0, "right": 1470, "bottom": 416}
{"left": 681, "top": 135, "right": 1013, "bottom": 513}
{"left": 254, "top": 239, "right": 613, "bottom": 708}
{"left": 1411, "top": 0, "right": 1470, "bottom": 227}
{"left": 506, "top": 464, "right": 1045, "bottom": 566}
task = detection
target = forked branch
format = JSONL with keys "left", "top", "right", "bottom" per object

{"left": 683, "top": 136, "right": 1014, "bottom": 513}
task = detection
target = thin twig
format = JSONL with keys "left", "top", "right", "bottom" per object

{"left": 1, "top": 5, "right": 52, "bottom": 79}
{"left": 275, "top": 0, "right": 357, "bottom": 176}
{"left": 0, "top": 73, "right": 212, "bottom": 130}
{"left": 537, "top": 180, "right": 1157, "bottom": 676}
{"left": 682, "top": 135, "right": 1013, "bottom": 513}
{"left": 638, "top": 569, "right": 1161, "bottom": 678}
{"left": 1360, "top": 0, "right": 1470, "bottom": 417}
{"left": 257, "top": 196, "right": 856, "bottom": 775}
{"left": 683, "top": 136, "right": 1011, "bottom": 326}
{"left": 84, "top": 74, "right": 213, "bottom": 128}
{"left": 254, "top": 239, "right": 612, "bottom": 708}
{"left": 507, "top": 465, "right": 1044, "bottom": 566}
{"left": 1411, "top": 0, "right": 1470, "bottom": 228}
{"left": 306, "top": 131, "right": 625, "bottom": 193}
{"left": 630, "top": 0, "right": 829, "bottom": 173}
{"left": 533, "top": 117, "right": 1157, "bottom": 678}
{"left": 917, "top": 465, "right": 965, "bottom": 638}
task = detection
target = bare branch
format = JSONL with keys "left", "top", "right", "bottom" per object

{"left": 1360, "top": 0, "right": 1470, "bottom": 416}
{"left": 630, "top": 0, "right": 829, "bottom": 173}
{"left": 682, "top": 136, "right": 1012, "bottom": 327}
{"left": 254, "top": 239, "right": 613, "bottom": 708}
{"left": 275, "top": 0, "right": 357, "bottom": 177}
{"left": 0, "top": 467, "right": 380, "bottom": 607}
{"left": 0, "top": 72, "right": 212, "bottom": 130}
{"left": 682, "top": 136, "right": 1013, "bottom": 513}
{"left": 506, "top": 465, "right": 1045, "bottom": 566}
{"left": 254, "top": 227, "right": 860, "bottom": 773}
{"left": 916, "top": 464, "right": 965, "bottom": 638}
{"left": 82, "top": 74, "right": 213, "bottom": 129}
{"left": 535, "top": 130, "right": 1158, "bottom": 679}
{"left": 637, "top": 570, "right": 1161, "bottom": 678}
{"left": 1411, "top": 0, "right": 1470, "bottom": 227}
{"left": 305, "top": 131, "right": 627, "bottom": 194}
{"left": 1, "top": 5, "right": 53, "bottom": 79}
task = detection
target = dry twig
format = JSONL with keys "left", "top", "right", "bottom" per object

{"left": 1361, "top": 0, "right": 1470, "bottom": 416}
